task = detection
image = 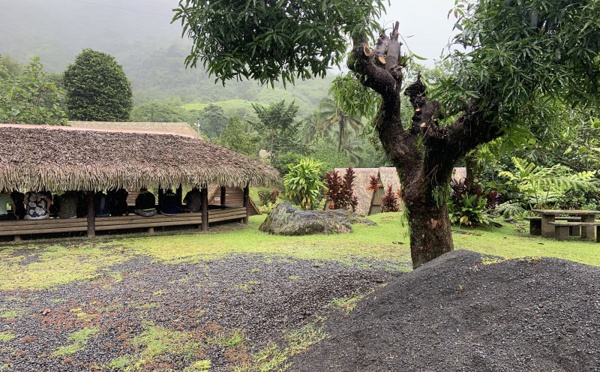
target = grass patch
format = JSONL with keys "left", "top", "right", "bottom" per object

{"left": 129, "top": 323, "right": 203, "bottom": 368}
{"left": 328, "top": 287, "right": 380, "bottom": 316}
{"left": 184, "top": 360, "right": 212, "bottom": 371}
{"left": 0, "top": 308, "right": 26, "bottom": 319}
{"left": 53, "top": 327, "right": 99, "bottom": 356}
{"left": 107, "top": 355, "right": 133, "bottom": 369}
{"left": 0, "top": 331, "right": 16, "bottom": 342}
{"left": 236, "top": 317, "right": 327, "bottom": 371}
{"left": 0, "top": 242, "right": 133, "bottom": 291}
{"left": 120, "top": 214, "right": 412, "bottom": 269}
{"left": 180, "top": 99, "right": 258, "bottom": 118}
{"left": 207, "top": 329, "right": 245, "bottom": 348}
{"left": 1, "top": 213, "right": 598, "bottom": 292}
{"left": 453, "top": 222, "right": 600, "bottom": 267}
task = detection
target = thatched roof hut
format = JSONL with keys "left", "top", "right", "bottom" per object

{"left": 0, "top": 124, "right": 278, "bottom": 192}
{"left": 68, "top": 121, "right": 199, "bottom": 138}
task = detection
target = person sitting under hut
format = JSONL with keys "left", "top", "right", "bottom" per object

{"left": 108, "top": 188, "right": 129, "bottom": 216}
{"left": 0, "top": 189, "right": 15, "bottom": 221}
{"left": 24, "top": 190, "right": 53, "bottom": 220}
{"left": 56, "top": 191, "right": 79, "bottom": 219}
{"left": 134, "top": 188, "right": 157, "bottom": 217}
{"left": 94, "top": 191, "right": 110, "bottom": 217}
{"left": 160, "top": 188, "right": 180, "bottom": 215}
{"left": 183, "top": 187, "right": 202, "bottom": 213}
{"left": 10, "top": 190, "right": 26, "bottom": 220}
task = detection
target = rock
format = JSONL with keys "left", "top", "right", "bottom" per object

{"left": 259, "top": 202, "right": 374, "bottom": 235}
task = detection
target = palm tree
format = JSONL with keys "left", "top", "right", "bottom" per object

{"left": 316, "top": 97, "right": 364, "bottom": 152}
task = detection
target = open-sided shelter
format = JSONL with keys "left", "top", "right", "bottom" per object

{"left": 0, "top": 124, "right": 278, "bottom": 240}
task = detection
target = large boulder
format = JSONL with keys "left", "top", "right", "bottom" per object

{"left": 259, "top": 202, "right": 374, "bottom": 235}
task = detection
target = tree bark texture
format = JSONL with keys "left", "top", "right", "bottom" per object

{"left": 349, "top": 22, "right": 502, "bottom": 268}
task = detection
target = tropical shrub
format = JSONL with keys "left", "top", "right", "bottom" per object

{"left": 448, "top": 179, "right": 490, "bottom": 227}
{"left": 381, "top": 185, "right": 400, "bottom": 212}
{"left": 258, "top": 188, "right": 280, "bottom": 206}
{"left": 283, "top": 158, "right": 325, "bottom": 210}
{"left": 324, "top": 166, "right": 358, "bottom": 211}
{"left": 366, "top": 175, "right": 380, "bottom": 192}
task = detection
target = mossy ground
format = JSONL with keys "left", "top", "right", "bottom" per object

{"left": 0, "top": 213, "right": 598, "bottom": 370}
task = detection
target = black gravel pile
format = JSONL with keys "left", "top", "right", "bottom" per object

{"left": 291, "top": 250, "right": 600, "bottom": 371}
{"left": 0, "top": 255, "right": 396, "bottom": 371}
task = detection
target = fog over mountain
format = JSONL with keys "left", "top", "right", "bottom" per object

{"left": 0, "top": 0, "right": 182, "bottom": 71}
{"left": 0, "top": 0, "right": 332, "bottom": 108}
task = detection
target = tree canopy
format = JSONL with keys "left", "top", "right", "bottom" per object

{"left": 172, "top": 0, "right": 387, "bottom": 86}
{"left": 63, "top": 49, "right": 132, "bottom": 121}
{"left": 175, "top": 0, "right": 600, "bottom": 268}
{"left": 0, "top": 56, "right": 67, "bottom": 125}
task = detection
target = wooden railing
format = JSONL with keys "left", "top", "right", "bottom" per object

{"left": 0, "top": 207, "right": 247, "bottom": 241}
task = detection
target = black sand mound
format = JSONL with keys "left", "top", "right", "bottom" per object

{"left": 291, "top": 250, "right": 600, "bottom": 371}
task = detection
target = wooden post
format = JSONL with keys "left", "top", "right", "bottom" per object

{"left": 201, "top": 186, "right": 208, "bottom": 231}
{"left": 243, "top": 185, "right": 249, "bottom": 224}
{"left": 86, "top": 191, "right": 95, "bottom": 237}
{"left": 220, "top": 186, "right": 227, "bottom": 207}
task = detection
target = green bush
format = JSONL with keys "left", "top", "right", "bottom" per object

{"left": 448, "top": 180, "right": 490, "bottom": 227}
{"left": 283, "top": 158, "right": 325, "bottom": 210}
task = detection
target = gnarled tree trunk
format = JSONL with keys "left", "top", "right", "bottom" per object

{"left": 348, "top": 23, "right": 501, "bottom": 269}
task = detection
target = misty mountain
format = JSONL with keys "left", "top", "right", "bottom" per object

{"left": 0, "top": 0, "right": 333, "bottom": 112}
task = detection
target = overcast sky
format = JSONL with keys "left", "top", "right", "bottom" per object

{"left": 380, "top": 0, "right": 458, "bottom": 66}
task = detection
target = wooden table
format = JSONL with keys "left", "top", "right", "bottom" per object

{"left": 532, "top": 209, "right": 600, "bottom": 239}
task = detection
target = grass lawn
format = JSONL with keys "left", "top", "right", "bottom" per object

{"left": 1, "top": 213, "right": 598, "bottom": 291}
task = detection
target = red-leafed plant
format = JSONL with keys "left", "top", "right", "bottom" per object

{"left": 366, "top": 175, "right": 380, "bottom": 191}
{"left": 258, "top": 188, "right": 280, "bottom": 206}
{"left": 381, "top": 184, "right": 400, "bottom": 212}
{"left": 325, "top": 166, "right": 358, "bottom": 212}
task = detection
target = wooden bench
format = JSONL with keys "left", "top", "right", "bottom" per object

{"left": 0, "top": 207, "right": 247, "bottom": 241}
{"left": 525, "top": 216, "right": 581, "bottom": 236}
{"left": 548, "top": 222, "right": 600, "bottom": 242}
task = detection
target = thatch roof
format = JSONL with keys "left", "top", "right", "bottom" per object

{"left": 0, "top": 124, "right": 278, "bottom": 192}
{"left": 378, "top": 167, "right": 402, "bottom": 194}
{"left": 69, "top": 121, "right": 199, "bottom": 138}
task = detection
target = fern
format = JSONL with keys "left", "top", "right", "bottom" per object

{"left": 498, "top": 157, "right": 599, "bottom": 209}
{"left": 496, "top": 201, "right": 526, "bottom": 218}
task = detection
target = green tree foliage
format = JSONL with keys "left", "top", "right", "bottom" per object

{"left": 219, "top": 116, "right": 260, "bottom": 157}
{"left": 198, "top": 104, "right": 229, "bottom": 139}
{"left": 317, "top": 97, "right": 364, "bottom": 152}
{"left": 283, "top": 158, "right": 325, "bottom": 210}
{"left": 63, "top": 49, "right": 132, "bottom": 121}
{"left": 0, "top": 54, "right": 22, "bottom": 79}
{"left": 308, "top": 141, "right": 353, "bottom": 174}
{"left": 250, "top": 100, "right": 303, "bottom": 156}
{"left": 172, "top": 0, "right": 387, "bottom": 86}
{"left": 497, "top": 157, "right": 599, "bottom": 211}
{"left": 130, "top": 101, "right": 187, "bottom": 122}
{"left": 176, "top": 0, "right": 600, "bottom": 268}
{"left": 0, "top": 56, "right": 67, "bottom": 125}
